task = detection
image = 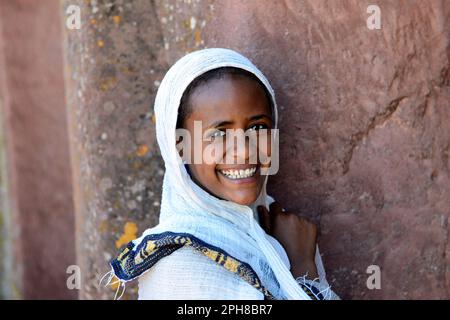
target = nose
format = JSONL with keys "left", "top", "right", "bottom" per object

{"left": 223, "top": 129, "right": 257, "bottom": 165}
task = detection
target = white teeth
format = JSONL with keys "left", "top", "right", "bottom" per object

{"left": 220, "top": 167, "right": 257, "bottom": 179}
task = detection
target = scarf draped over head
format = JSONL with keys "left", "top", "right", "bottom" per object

{"left": 107, "top": 48, "right": 329, "bottom": 300}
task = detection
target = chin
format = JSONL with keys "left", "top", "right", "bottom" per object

{"left": 228, "top": 193, "right": 259, "bottom": 206}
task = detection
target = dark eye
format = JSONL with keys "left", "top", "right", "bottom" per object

{"left": 211, "top": 129, "right": 226, "bottom": 138}
{"left": 247, "top": 124, "right": 268, "bottom": 132}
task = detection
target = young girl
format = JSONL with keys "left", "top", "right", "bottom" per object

{"left": 106, "top": 48, "right": 339, "bottom": 300}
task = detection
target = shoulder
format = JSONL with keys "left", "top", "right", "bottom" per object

{"left": 138, "top": 246, "right": 264, "bottom": 300}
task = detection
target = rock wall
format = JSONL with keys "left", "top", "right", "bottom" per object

{"left": 0, "top": 0, "right": 76, "bottom": 299}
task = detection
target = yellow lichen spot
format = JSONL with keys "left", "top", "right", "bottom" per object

{"left": 112, "top": 15, "right": 121, "bottom": 25}
{"left": 151, "top": 114, "right": 156, "bottom": 124}
{"left": 99, "top": 220, "right": 109, "bottom": 233}
{"left": 90, "top": 18, "right": 97, "bottom": 25}
{"left": 100, "top": 83, "right": 108, "bottom": 91}
{"left": 97, "top": 39, "right": 105, "bottom": 48}
{"left": 120, "top": 66, "right": 135, "bottom": 75}
{"left": 109, "top": 275, "right": 120, "bottom": 291}
{"left": 132, "top": 161, "right": 144, "bottom": 170}
{"left": 194, "top": 29, "right": 202, "bottom": 45}
{"left": 112, "top": 200, "right": 121, "bottom": 210}
{"left": 99, "top": 77, "right": 117, "bottom": 91}
{"left": 136, "top": 144, "right": 149, "bottom": 157}
{"left": 99, "top": 82, "right": 108, "bottom": 91}
{"left": 115, "top": 222, "right": 138, "bottom": 249}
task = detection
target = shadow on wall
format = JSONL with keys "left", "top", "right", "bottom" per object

{"left": 0, "top": 0, "right": 76, "bottom": 299}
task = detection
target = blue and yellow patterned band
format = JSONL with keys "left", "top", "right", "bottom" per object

{"left": 110, "top": 231, "right": 276, "bottom": 300}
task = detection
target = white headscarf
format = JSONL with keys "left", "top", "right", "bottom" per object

{"left": 108, "top": 48, "right": 329, "bottom": 300}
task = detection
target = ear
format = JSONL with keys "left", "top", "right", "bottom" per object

{"left": 176, "top": 127, "right": 193, "bottom": 164}
{"left": 176, "top": 135, "right": 184, "bottom": 158}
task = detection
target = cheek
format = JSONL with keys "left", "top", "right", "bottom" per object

{"left": 189, "top": 163, "right": 218, "bottom": 184}
{"left": 256, "top": 132, "right": 272, "bottom": 164}
{"left": 187, "top": 137, "right": 224, "bottom": 166}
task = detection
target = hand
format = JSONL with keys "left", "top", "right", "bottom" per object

{"left": 257, "top": 202, "right": 319, "bottom": 280}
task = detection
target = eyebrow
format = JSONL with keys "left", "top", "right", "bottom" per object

{"left": 207, "top": 114, "right": 273, "bottom": 129}
{"left": 208, "top": 120, "right": 234, "bottom": 129}
{"left": 248, "top": 114, "right": 273, "bottom": 122}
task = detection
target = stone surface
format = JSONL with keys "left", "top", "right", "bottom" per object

{"left": 62, "top": 0, "right": 449, "bottom": 299}
{"left": 63, "top": 0, "right": 166, "bottom": 299}
{"left": 202, "top": 0, "right": 450, "bottom": 299}
{"left": 0, "top": 0, "right": 76, "bottom": 299}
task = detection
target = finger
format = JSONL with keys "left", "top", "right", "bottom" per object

{"left": 299, "top": 216, "right": 319, "bottom": 237}
{"left": 269, "top": 201, "right": 284, "bottom": 214}
{"left": 300, "top": 216, "right": 318, "bottom": 229}
{"left": 268, "top": 201, "right": 286, "bottom": 229}
{"left": 257, "top": 205, "right": 271, "bottom": 233}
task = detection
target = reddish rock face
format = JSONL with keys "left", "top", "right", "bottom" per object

{"left": 201, "top": 0, "right": 449, "bottom": 299}
{"left": 59, "top": 0, "right": 448, "bottom": 299}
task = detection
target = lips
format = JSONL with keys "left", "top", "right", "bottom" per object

{"left": 218, "top": 166, "right": 257, "bottom": 180}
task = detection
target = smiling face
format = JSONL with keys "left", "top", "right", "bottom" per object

{"left": 178, "top": 71, "right": 273, "bottom": 205}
